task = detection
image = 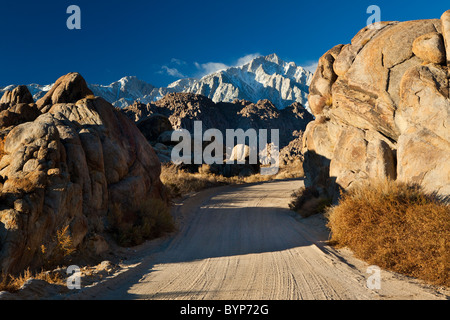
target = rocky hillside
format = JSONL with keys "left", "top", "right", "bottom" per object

{"left": 303, "top": 10, "right": 450, "bottom": 200}
{"left": 122, "top": 92, "right": 314, "bottom": 151}
{"left": 0, "top": 73, "right": 165, "bottom": 274}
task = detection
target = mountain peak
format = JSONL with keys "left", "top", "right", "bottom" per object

{"left": 264, "top": 53, "right": 282, "bottom": 64}
{"left": 185, "top": 54, "right": 312, "bottom": 111}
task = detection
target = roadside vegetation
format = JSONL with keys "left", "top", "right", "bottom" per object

{"left": 325, "top": 180, "right": 449, "bottom": 287}
{"left": 160, "top": 163, "right": 303, "bottom": 200}
{"left": 108, "top": 198, "right": 175, "bottom": 247}
{"left": 0, "top": 269, "right": 66, "bottom": 293}
{"left": 289, "top": 185, "right": 332, "bottom": 218}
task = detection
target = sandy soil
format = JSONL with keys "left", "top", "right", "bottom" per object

{"left": 74, "top": 179, "right": 449, "bottom": 300}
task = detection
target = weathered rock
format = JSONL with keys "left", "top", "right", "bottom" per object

{"left": 397, "top": 126, "right": 450, "bottom": 195}
{"left": 441, "top": 10, "right": 450, "bottom": 66}
{"left": 303, "top": 12, "right": 450, "bottom": 199}
{"left": 124, "top": 93, "right": 313, "bottom": 149}
{"left": 0, "top": 85, "right": 34, "bottom": 106}
{"left": 412, "top": 32, "right": 446, "bottom": 64}
{"left": 0, "top": 73, "right": 165, "bottom": 275}
{"left": 136, "top": 114, "right": 173, "bottom": 142}
{"left": 308, "top": 44, "right": 343, "bottom": 116}
{"left": 397, "top": 63, "right": 449, "bottom": 141}
{"left": 333, "top": 22, "right": 395, "bottom": 77}
{"left": 36, "top": 73, "right": 93, "bottom": 112}
{"left": 279, "top": 131, "right": 304, "bottom": 168}
{"left": 0, "top": 103, "right": 41, "bottom": 129}
{"left": 329, "top": 127, "right": 396, "bottom": 191}
{"left": 396, "top": 63, "right": 450, "bottom": 194}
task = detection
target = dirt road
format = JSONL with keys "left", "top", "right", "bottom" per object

{"left": 87, "top": 179, "right": 448, "bottom": 300}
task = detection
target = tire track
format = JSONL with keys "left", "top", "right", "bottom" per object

{"left": 92, "top": 179, "right": 449, "bottom": 300}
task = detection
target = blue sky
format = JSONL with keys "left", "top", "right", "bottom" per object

{"left": 0, "top": 0, "right": 448, "bottom": 87}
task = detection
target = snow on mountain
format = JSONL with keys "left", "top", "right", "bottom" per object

{"left": 185, "top": 53, "right": 313, "bottom": 110}
{"left": 88, "top": 76, "right": 156, "bottom": 108}
{"left": 0, "top": 54, "right": 313, "bottom": 112}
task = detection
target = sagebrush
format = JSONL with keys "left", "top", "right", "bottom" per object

{"left": 326, "top": 179, "right": 450, "bottom": 287}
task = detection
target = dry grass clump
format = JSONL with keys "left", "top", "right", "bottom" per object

{"left": 2, "top": 171, "right": 46, "bottom": 194}
{"left": 161, "top": 163, "right": 302, "bottom": 200}
{"left": 0, "top": 226, "right": 76, "bottom": 293}
{"left": 326, "top": 179, "right": 450, "bottom": 287}
{"left": 289, "top": 186, "right": 332, "bottom": 218}
{"left": 39, "top": 225, "right": 77, "bottom": 269}
{"left": 108, "top": 198, "right": 175, "bottom": 247}
{"left": 55, "top": 226, "right": 76, "bottom": 258}
{"left": 0, "top": 268, "right": 65, "bottom": 293}
{"left": 161, "top": 164, "right": 234, "bottom": 199}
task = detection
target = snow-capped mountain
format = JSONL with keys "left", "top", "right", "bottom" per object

{"left": 1, "top": 54, "right": 313, "bottom": 112}
{"left": 185, "top": 54, "right": 312, "bottom": 110}
{"left": 88, "top": 76, "right": 156, "bottom": 108}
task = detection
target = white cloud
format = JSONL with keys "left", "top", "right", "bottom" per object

{"left": 159, "top": 65, "right": 186, "bottom": 78}
{"left": 194, "top": 61, "right": 229, "bottom": 77}
{"left": 304, "top": 61, "right": 319, "bottom": 73}
{"left": 170, "top": 58, "right": 186, "bottom": 65}
{"left": 235, "top": 53, "right": 261, "bottom": 66}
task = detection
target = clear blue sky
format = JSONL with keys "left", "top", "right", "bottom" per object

{"left": 0, "top": 0, "right": 448, "bottom": 87}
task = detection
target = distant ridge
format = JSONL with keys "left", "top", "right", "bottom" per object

{"left": 1, "top": 54, "right": 313, "bottom": 113}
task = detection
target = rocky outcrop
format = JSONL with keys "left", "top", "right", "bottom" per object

{"left": 36, "top": 73, "right": 94, "bottom": 112}
{"left": 123, "top": 92, "right": 314, "bottom": 149}
{"left": 0, "top": 85, "right": 34, "bottom": 106}
{"left": 0, "top": 86, "right": 41, "bottom": 131}
{"left": 303, "top": 11, "right": 450, "bottom": 199}
{"left": 279, "top": 131, "right": 304, "bottom": 169}
{"left": 0, "top": 73, "right": 164, "bottom": 274}
{"left": 122, "top": 92, "right": 313, "bottom": 174}
{"left": 136, "top": 114, "right": 173, "bottom": 143}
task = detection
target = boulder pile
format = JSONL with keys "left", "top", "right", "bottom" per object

{"left": 303, "top": 10, "right": 450, "bottom": 199}
{"left": 0, "top": 73, "right": 164, "bottom": 274}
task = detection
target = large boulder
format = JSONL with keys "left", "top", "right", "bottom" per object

{"left": 0, "top": 86, "right": 41, "bottom": 131}
{"left": 0, "top": 85, "right": 34, "bottom": 107}
{"left": 36, "top": 73, "right": 94, "bottom": 112}
{"left": 303, "top": 11, "right": 449, "bottom": 198}
{"left": 0, "top": 73, "right": 164, "bottom": 274}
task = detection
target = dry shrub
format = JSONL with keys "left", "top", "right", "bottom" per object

{"left": 326, "top": 179, "right": 450, "bottom": 287}
{"left": 108, "top": 198, "right": 175, "bottom": 247}
{"left": 0, "top": 268, "right": 65, "bottom": 293}
{"left": 289, "top": 186, "right": 332, "bottom": 218}
{"left": 160, "top": 164, "right": 235, "bottom": 199}
{"left": 55, "top": 226, "right": 76, "bottom": 258}
{"left": 40, "top": 225, "right": 77, "bottom": 269}
{"left": 161, "top": 163, "right": 301, "bottom": 200}
{"left": 3, "top": 171, "right": 46, "bottom": 194}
